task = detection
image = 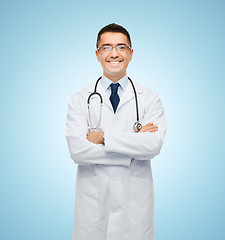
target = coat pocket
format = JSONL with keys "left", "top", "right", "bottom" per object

{"left": 128, "top": 176, "right": 154, "bottom": 225}
{"left": 74, "top": 175, "right": 100, "bottom": 223}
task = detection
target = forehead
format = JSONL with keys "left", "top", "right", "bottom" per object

{"left": 99, "top": 32, "right": 130, "bottom": 45}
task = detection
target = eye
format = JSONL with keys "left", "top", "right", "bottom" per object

{"left": 103, "top": 46, "right": 112, "bottom": 51}
{"left": 116, "top": 45, "right": 126, "bottom": 51}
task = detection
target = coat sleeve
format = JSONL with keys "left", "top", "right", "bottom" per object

{"left": 65, "top": 92, "right": 131, "bottom": 166}
{"left": 104, "top": 90, "right": 166, "bottom": 160}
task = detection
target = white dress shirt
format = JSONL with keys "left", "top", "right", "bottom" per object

{"left": 100, "top": 75, "right": 129, "bottom": 99}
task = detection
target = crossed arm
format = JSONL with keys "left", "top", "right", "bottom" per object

{"left": 86, "top": 122, "right": 158, "bottom": 144}
{"left": 66, "top": 90, "right": 166, "bottom": 165}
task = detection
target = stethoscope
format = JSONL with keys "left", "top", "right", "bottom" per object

{"left": 87, "top": 76, "right": 142, "bottom": 132}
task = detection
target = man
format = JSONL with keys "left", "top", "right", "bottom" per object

{"left": 65, "top": 23, "right": 166, "bottom": 240}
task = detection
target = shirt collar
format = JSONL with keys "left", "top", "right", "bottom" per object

{"left": 100, "top": 75, "right": 128, "bottom": 92}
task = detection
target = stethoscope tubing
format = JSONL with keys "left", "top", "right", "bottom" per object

{"left": 127, "top": 76, "right": 139, "bottom": 122}
{"left": 87, "top": 76, "right": 142, "bottom": 132}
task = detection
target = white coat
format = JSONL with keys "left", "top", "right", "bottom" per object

{"left": 65, "top": 78, "right": 166, "bottom": 240}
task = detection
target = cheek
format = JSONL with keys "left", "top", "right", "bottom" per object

{"left": 124, "top": 58, "right": 131, "bottom": 66}
{"left": 100, "top": 56, "right": 108, "bottom": 64}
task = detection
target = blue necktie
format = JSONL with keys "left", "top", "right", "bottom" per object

{"left": 110, "top": 83, "right": 120, "bottom": 113}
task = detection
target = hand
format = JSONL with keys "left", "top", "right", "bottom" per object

{"left": 139, "top": 122, "right": 158, "bottom": 133}
{"left": 87, "top": 131, "right": 104, "bottom": 144}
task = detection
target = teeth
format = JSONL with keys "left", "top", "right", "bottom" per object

{"left": 109, "top": 62, "right": 120, "bottom": 63}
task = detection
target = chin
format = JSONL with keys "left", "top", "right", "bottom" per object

{"left": 107, "top": 67, "right": 123, "bottom": 74}
{"left": 108, "top": 70, "right": 123, "bottom": 76}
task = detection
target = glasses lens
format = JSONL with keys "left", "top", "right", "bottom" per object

{"left": 116, "top": 45, "right": 127, "bottom": 51}
{"left": 99, "top": 44, "right": 130, "bottom": 52}
{"left": 102, "top": 46, "right": 112, "bottom": 51}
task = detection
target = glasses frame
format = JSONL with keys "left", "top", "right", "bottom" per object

{"left": 96, "top": 44, "right": 132, "bottom": 52}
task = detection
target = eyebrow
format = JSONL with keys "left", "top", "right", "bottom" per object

{"left": 101, "top": 43, "right": 127, "bottom": 46}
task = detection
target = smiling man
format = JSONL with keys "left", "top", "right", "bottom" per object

{"left": 65, "top": 23, "right": 166, "bottom": 240}
{"left": 96, "top": 31, "right": 133, "bottom": 81}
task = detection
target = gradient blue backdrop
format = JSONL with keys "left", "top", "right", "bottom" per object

{"left": 1, "top": 0, "right": 224, "bottom": 239}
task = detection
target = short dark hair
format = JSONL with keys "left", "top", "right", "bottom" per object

{"left": 96, "top": 23, "right": 132, "bottom": 48}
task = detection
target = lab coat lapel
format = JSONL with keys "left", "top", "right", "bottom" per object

{"left": 116, "top": 81, "right": 142, "bottom": 112}
{"left": 98, "top": 84, "right": 113, "bottom": 110}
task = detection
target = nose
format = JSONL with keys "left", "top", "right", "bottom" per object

{"left": 110, "top": 47, "right": 119, "bottom": 58}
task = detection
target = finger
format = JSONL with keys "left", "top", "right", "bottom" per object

{"left": 149, "top": 124, "right": 158, "bottom": 128}
{"left": 146, "top": 122, "right": 153, "bottom": 126}
{"left": 148, "top": 129, "right": 158, "bottom": 132}
{"left": 144, "top": 127, "right": 158, "bottom": 132}
{"left": 139, "top": 124, "right": 158, "bottom": 132}
{"left": 150, "top": 126, "right": 158, "bottom": 130}
{"left": 150, "top": 128, "right": 158, "bottom": 131}
{"left": 150, "top": 129, "right": 158, "bottom": 132}
{"left": 146, "top": 126, "right": 158, "bottom": 131}
{"left": 143, "top": 122, "right": 153, "bottom": 128}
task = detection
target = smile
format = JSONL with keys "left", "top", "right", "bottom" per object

{"left": 107, "top": 61, "right": 122, "bottom": 64}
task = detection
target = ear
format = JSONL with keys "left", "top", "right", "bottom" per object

{"left": 96, "top": 50, "right": 100, "bottom": 62}
{"left": 129, "top": 49, "right": 134, "bottom": 61}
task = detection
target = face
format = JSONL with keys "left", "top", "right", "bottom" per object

{"left": 96, "top": 32, "right": 133, "bottom": 82}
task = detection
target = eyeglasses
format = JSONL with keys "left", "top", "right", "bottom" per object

{"left": 97, "top": 44, "right": 132, "bottom": 53}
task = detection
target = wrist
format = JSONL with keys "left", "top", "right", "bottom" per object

{"left": 102, "top": 131, "right": 105, "bottom": 144}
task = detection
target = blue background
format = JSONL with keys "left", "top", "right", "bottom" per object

{"left": 1, "top": 0, "right": 224, "bottom": 239}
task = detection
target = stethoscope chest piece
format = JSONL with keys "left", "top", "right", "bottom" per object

{"left": 133, "top": 122, "right": 142, "bottom": 132}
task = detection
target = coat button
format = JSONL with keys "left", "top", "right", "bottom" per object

{"left": 112, "top": 209, "right": 117, "bottom": 213}
{"left": 111, "top": 177, "right": 116, "bottom": 181}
